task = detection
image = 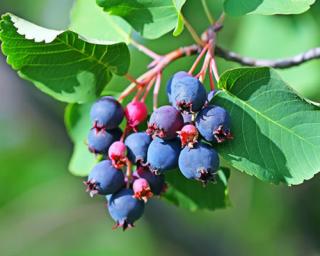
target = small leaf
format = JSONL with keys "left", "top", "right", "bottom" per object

{"left": 65, "top": 103, "right": 97, "bottom": 176}
{"left": 0, "top": 13, "right": 130, "bottom": 103}
{"left": 70, "top": 0, "right": 132, "bottom": 44}
{"left": 164, "top": 168, "right": 230, "bottom": 211}
{"left": 96, "top": 0, "right": 187, "bottom": 39}
{"left": 224, "top": 0, "right": 316, "bottom": 16}
{"left": 213, "top": 67, "right": 320, "bottom": 185}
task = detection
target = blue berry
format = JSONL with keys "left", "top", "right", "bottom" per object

{"left": 107, "top": 188, "right": 145, "bottom": 230}
{"left": 147, "top": 105, "right": 184, "bottom": 140}
{"left": 178, "top": 142, "right": 219, "bottom": 184}
{"left": 87, "top": 128, "right": 122, "bottom": 154}
{"left": 171, "top": 75, "right": 207, "bottom": 113}
{"left": 136, "top": 166, "right": 166, "bottom": 195}
{"left": 147, "top": 137, "right": 181, "bottom": 174}
{"left": 195, "top": 105, "right": 233, "bottom": 143}
{"left": 125, "top": 132, "right": 152, "bottom": 164}
{"left": 167, "top": 71, "right": 189, "bottom": 103}
{"left": 90, "top": 96, "right": 124, "bottom": 129}
{"left": 207, "top": 90, "right": 217, "bottom": 103}
{"left": 84, "top": 160, "right": 125, "bottom": 197}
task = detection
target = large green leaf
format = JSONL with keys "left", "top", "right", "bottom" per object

{"left": 69, "top": 0, "right": 132, "bottom": 44}
{"left": 214, "top": 67, "right": 320, "bottom": 185}
{"left": 65, "top": 103, "right": 97, "bottom": 176}
{"left": 0, "top": 13, "right": 130, "bottom": 103}
{"left": 164, "top": 168, "right": 230, "bottom": 211}
{"left": 96, "top": 0, "right": 187, "bottom": 39}
{"left": 224, "top": 0, "right": 316, "bottom": 16}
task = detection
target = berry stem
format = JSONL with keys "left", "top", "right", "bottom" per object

{"left": 153, "top": 72, "right": 162, "bottom": 111}
{"left": 130, "top": 39, "right": 161, "bottom": 60}
{"left": 126, "top": 159, "right": 133, "bottom": 189}
{"left": 141, "top": 77, "right": 156, "bottom": 102}
{"left": 209, "top": 59, "right": 215, "bottom": 90}
{"left": 119, "top": 45, "right": 201, "bottom": 102}
{"left": 197, "top": 49, "right": 212, "bottom": 83}
{"left": 188, "top": 43, "right": 209, "bottom": 75}
{"left": 120, "top": 124, "right": 130, "bottom": 142}
{"left": 125, "top": 73, "right": 141, "bottom": 85}
{"left": 211, "top": 57, "right": 220, "bottom": 82}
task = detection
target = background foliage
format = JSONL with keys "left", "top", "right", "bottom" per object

{"left": 1, "top": 0, "right": 320, "bottom": 255}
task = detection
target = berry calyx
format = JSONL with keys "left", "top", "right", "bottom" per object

{"left": 125, "top": 101, "right": 148, "bottom": 131}
{"left": 178, "top": 124, "right": 199, "bottom": 148}
{"left": 133, "top": 178, "right": 153, "bottom": 202}
{"left": 108, "top": 141, "right": 127, "bottom": 169}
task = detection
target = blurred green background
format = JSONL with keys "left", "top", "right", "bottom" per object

{"left": 1, "top": 1, "right": 320, "bottom": 255}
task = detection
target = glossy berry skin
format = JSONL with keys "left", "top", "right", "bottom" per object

{"left": 108, "top": 141, "right": 127, "bottom": 168}
{"left": 136, "top": 165, "right": 166, "bottom": 195}
{"left": 107, "top": 188, "right": 145, "bottom": 230}
{"left": 178, "top": 124, "right": 199, "bottom": 148}
{"left": 125, "top": 132, "right": 152, "bottom": 164}
{"left": 84, "top": 160, "right": 125, "bottom": 197}
{"left": 90, "top": 96, "right": 124, "bottom": 129}
{"left": 147, "top": 105, "right": 184, "bottom": 140}
{"left": 133, "top": 178, "right": 153, "bottom": 202}
{"left": 166, "top": 71, "right": 189, "bottom": 103}
{"left": 125, "top": 101, "right": 148, "bottom": 131}
{"left": 87, "top": 128, "right": 122, "bottom": 154}
{"left": 178, "top": 142, "right": 219, "bottom": 184}
{"left": 171, "top": 75, "right": 207, "bottom": 113}
{"left": 147, "top": 137, "right": 181, "bottom": 174}
{"left": 195, "top": 105, "right": 233, "bottom": 143}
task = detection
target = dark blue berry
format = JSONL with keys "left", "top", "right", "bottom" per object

{"left": 125, "top": 132, "right": 152, "bottom": 164}
{"left": 107, "top": 188, "right": 145, "bottom": 230}
{"left": 84, "top": 160, "right": 125, "bottom": 197}
{"left": 147, "top": 137, "right": 181, "bottom": 174}
{"left": 195, "top": 105, "right": 232, "bottom": 143}
{"left": 136, "top": 166, "right": 166, "bottom": 195}
{"left": 90, "top": 96, "right": 124, "bottom": 129}
{"left": 147, "top": 105, "right": 184, "bottom": 140}
{"left": 167, "top": 71, "right": 189, "bottom": 103}
{"left": 178, "top": 142, "right": 219, "bottom": 184}
{"left": 171, "top": 75, "right": 207, "bottom": 113}
{"left": 87, "top": 128, "right": 122, "bottom": 154}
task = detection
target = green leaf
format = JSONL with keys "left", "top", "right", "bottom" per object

{"left": 96, "top": 0, "right": 186, "bottom": 39}
{"left": 65, "top": 103, "right": 97, "bottom": 176}
{"left": 164, "top": 168, "right": 230, "bottom": 211}
{"left": 69, "top": 0, "right": 132, "bottom": 44}
{"left": 224, "top": 0, "right": 316, "bottom": 16}
{"left": 214, "top": 67, "right": 320, "bottom": 185}
{"left": 0, "top": 13, "right": 130, "bottom": 103}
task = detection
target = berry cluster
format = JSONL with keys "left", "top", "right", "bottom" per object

{"left": 84, "top": 71, "right": 232, "bottom": 230}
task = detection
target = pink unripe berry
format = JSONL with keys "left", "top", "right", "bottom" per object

{"left": 108, "top": 141, "right": 127, "bottom": 169}
{"left": 125, "top": 101, "right": 148, "bottom": 130}
{"left": 178, "top": 124, "right": 199, "bottom": 148}
{"left": 133, "top": 178, "right": 153, "bottom": 202}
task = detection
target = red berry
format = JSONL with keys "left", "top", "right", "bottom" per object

{"left": 125, "top": 101, "right": 148, "bottom": 130}
{"left": 108, "top": 141, "right": 127, "bottom": 169}
{"left": 133, "top": 178, "right": 153, "bottom": 202}
{"left": 178, "top": 124, "right": 199, "bottom": 148}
